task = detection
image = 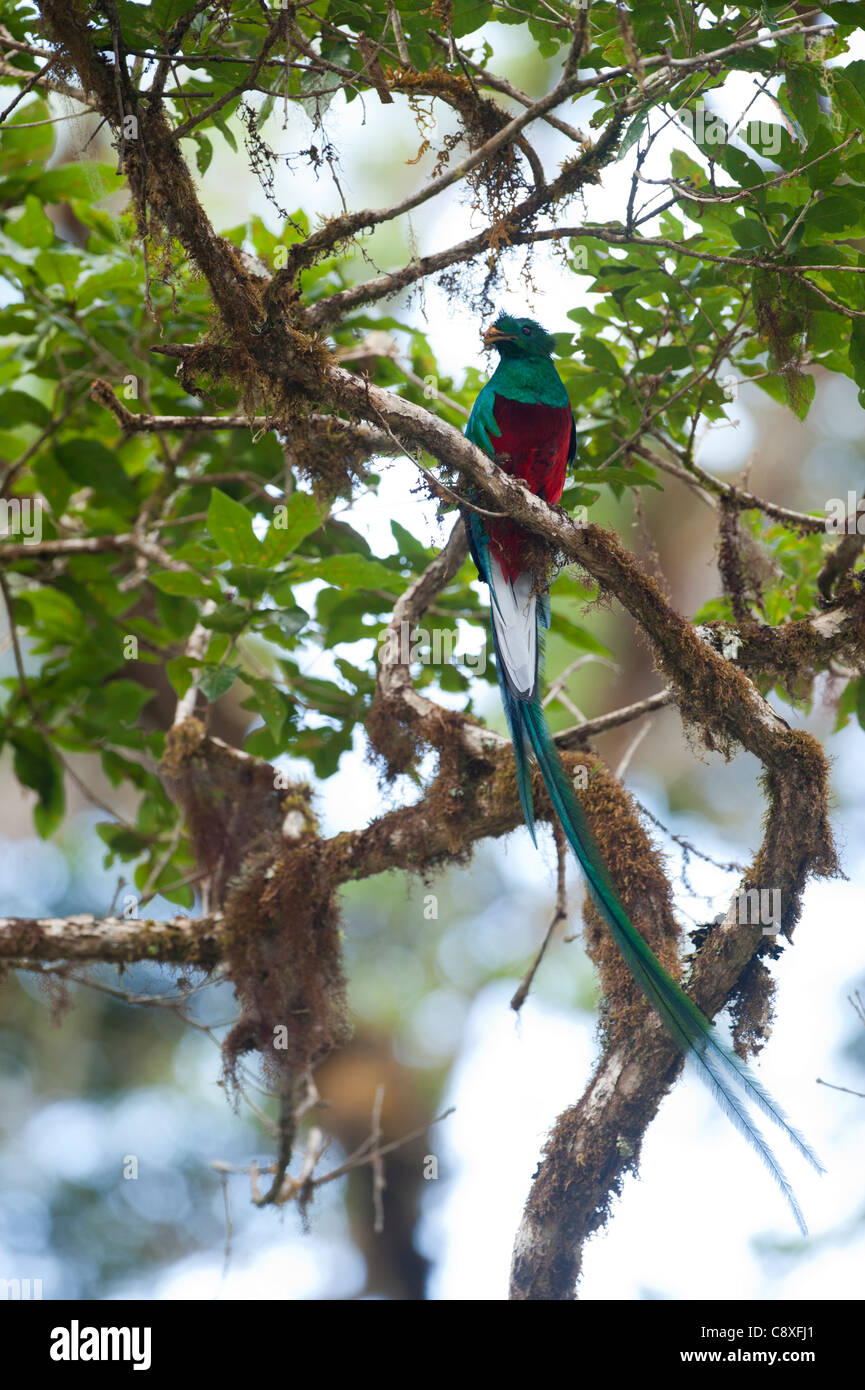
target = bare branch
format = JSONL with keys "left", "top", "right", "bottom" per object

{"left": 0, "top": 912, "right": 224, "bottom": 965}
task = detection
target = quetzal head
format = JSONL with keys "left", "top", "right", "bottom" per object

{"left": 482, "top": 313, "right": 556, "bottom": 360}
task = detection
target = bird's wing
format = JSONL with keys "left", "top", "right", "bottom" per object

{"left": 568, "top": 410, "right": 578, "bottom": 470}
{"left": 465, "top": 381, "right": 501, "bottom": 459}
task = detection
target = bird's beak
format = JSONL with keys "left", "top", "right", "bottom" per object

{"left": 483, "top": 325, "right": 513, "bottom": 346}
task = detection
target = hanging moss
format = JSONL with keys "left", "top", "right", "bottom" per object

{"left": 728, "top": 956, "right": 776, "bottom": 1062}
{"left": 161, "top": 720, "right": 350, "bottom": 1116}
{"left": 220, "top": 834, "right": 351, "bottom": 1097}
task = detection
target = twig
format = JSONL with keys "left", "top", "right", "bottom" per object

{"left": 370, "top": 1084, "right": 386, "bottom": 1234}
{"left": 816, "top": 1078, "right": 865, "bottom": 1099}
{"left": 511, "top": 825, "right": 567, "bottom": 1013}
{"left": 171, "top": 9, "right": 291, "bottom": 139}
{"left": 210, "top": 1106, "right": 457, "bottom": 1196}
{"left": 556, "top": 690, "right": 675, "bottom": 748}
{"left": 542, "top": 654, "right": 619, "bottom": 710}
{"left": 217, "top": 1168, "right": 234, "bottom": 1293}
{"left": 0, "top": 54, "right": 59, "bottom": 122}
{"left": 614, "top": 718, "right": 652, "bottom": 781}
{"left": 173, "top": 599, "right": 218, "bottom": 727}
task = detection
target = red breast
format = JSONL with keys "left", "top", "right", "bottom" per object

{"left": 487, "top": 396, "right": 572, "bottom": 582}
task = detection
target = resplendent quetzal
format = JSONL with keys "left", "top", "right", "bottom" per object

{"left": 464, "top": 312, "right": 822, "bottom": 1232}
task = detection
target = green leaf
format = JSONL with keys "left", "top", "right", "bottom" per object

{"left": 194, "top": 133, "right": 213, "bottom": 177}
{"left": 618, "top": 108, "right": 651, "bottom": 161}
{"left": 730, "top": 218, "right": 770, "bottom": 249}
{"left": 33, "top": 162, "right": 123, "bottom": 204}
{"left": 782, "top": 66, "right": 822, "bottom": 143}
{"left": 198, "top": 664, "right": 241, "bottom": 701}
{"left": 257, "top": 605, "right": 308, "bottom": 642}
{"left": 241, "top": 677, "right": 294, "bottom": 740}
{"left": 390, "top": 519, "right": 433, "bottom": 568}
{"left": 802, "top": 125, "right": 842, "bottom": 192}
{"left": 34, "top": 249, "right": 80, "bottom": 289}
{"left": 8, "top": 195, "right": 54, "bottom": 249}
{"left": 1, "top": 389, "right": 50, "bottom": 428}
{"left": 547, "top": 611, "right": 612, "bottom": 659}
{"left": 166, "top": 656, "right": 194, "bottom": 699}
{"left": 451, "top": 0, "right": 494, "bottom": 39}
{"left": 207, "top": 489, "right": 260, "bottom": 564}
{"left": 804, "top": 195, "right": 864, "bottom": 235}
{"left": 851, "top": 318, "right": 865, "bottom": 393}
{"left": 224, "top": 565, "right": 271, "bottom": 600}
{"left": 635, "top": 346, "right": 693, "bottom": 374}
{"left": 0, "top": 99, "right": 54, "bottom": 170}
{"left": 11, "top": 729, "right": 65, "bottom": 837}
{"left": 783, "top": 371, "right": 815, "bottom": 421}
{"left": 210, "top": 110, "right": 238, "bottom": 152}
{"left": 55, "top": 439, "right": 134, "bottom": 498}
{"left": 261, "top": 491, "right": 326, "bottom": 562}
{"left": 717, "top": 145, "right": 765, "bottom": 190}
{"left": 833, "top": 61, "right": 865, "bottom": 129}
{"left": 151, "top": 0, "right": 193, "bottom": 30}
{"left": 99, "top": 679, "right": 154, "bottom": 726}
{"left": 305, "top": 554, "right": 405, "bottom": 592}
{"left": 151, "top": 570, "right": 220, "bottom": 598}
{"left": 96, "top": 822, "right": 148, "bottom": 862}
{"left": 670, "top": 148, "right": 708, "bottom": 186}
{"left": 17, "top": 586, "right": 84, "bottom": 638}
{"left": 579, "top": 337, "right": 621, "bottom": 374}
{"left": 202, "top": 601, "right": 249, "bottom": 634}
{"left": 573, "top": 465, "right": 663, "bottom": 491}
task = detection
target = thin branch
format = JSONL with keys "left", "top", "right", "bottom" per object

{"left": 556, "top": 690, "right": 675, "bottom": 748}
{"left": 0, "top": 911, "right": 224, "bottom": 965}
{"left": 0, "top": 57, "right": 96, "bottom": 110}
{"left": 426, "top": 29, "right": 587, "bottom": 144}
{"left": 171, "top": 9, "right": 290, "bottom": 139}
{"left": 0, "top": 53, "right": 59, "bottom": 122}
{"left": 174, "top": 599, "right": 218, "bottom": 727}
{"left": 632, "top": 439, "right": 828, "bottom": 534}
{"left": 510, "top": 824, "right": 567, "bottom": 1013}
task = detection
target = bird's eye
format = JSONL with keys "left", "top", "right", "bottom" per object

{"left": 521, "top": 325, "right": 532, "bottom": 337}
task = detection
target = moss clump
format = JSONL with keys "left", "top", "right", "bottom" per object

{"left": 220, "top": 836, "right": 350, "bottom": 1096}
{"left": 728, "top": 956, "right": 776, "bottom": 1061}
{"left": 161, "top": 722, "right": 349, "bottom": 1120}
{"left": 365, "top": 692, "right": 420, "bottom": 783}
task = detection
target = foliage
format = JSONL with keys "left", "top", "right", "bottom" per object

{"left": 0, "top": 12, "right": 861, "bottom": 933}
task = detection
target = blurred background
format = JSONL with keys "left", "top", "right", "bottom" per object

{"left": 1, "top": 23, "right": 864, "bottom": 1300}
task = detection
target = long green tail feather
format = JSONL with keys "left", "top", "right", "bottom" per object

{"left": 519, "top": 694, "right": 824, "bottom": 1226}
{"left": 495, "top": 637, "right": 823, "bottom": 1233}
{"left": 468, "top": 509, "right": 821, "bottom": 1227}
